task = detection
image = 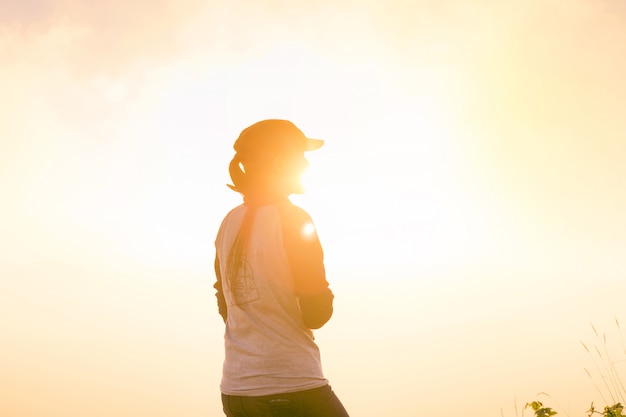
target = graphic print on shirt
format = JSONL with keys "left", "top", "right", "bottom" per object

{"left": 226, "top": 256, "right": 260, "bottom": 306}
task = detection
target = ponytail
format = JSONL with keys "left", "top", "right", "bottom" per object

{"left": 225, "top": 206, "right": 256, "bottom": 299}
{"left": 227, "top": 154, "right": 247, "bottom": 193}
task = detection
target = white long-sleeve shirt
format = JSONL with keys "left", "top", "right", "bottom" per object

{"left": 214, "top": 198, "right": 334, "bottom": 396}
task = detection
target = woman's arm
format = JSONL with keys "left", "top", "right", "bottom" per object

{"left": 281, "top": 204, "right": 334, "bottom": 329}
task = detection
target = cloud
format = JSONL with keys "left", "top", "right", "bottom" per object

{"left": 0, "top": 0, "right": 53, "bottom": 25}
{"left": 2, "top": 0, "right": 626, "bottom": 263}
{"left": 1, "top": 0, "right": 209, "bottom": 75}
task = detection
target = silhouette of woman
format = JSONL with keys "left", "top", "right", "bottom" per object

{"left": 213, "top": 119, "right": 350, "bottom": 417}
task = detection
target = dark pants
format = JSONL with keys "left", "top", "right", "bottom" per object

{"left": 221, "top": 384, "right": 350, "bottom": 417}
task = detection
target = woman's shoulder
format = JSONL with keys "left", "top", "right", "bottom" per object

{"left": 277, "top": 201, "right": 321, "bottom": 244}
{"left": 216, "top": 204, "right": 246, "bottom": 236}
{"left": 221, "top": 204, "right": 246, "bottom": 221}
{"left": 278, "top": 200, "right": 314, "bottom": 222}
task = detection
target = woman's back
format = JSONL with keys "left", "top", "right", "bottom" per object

{"left": 215, "top": 201, "right": 327, "bottom": 396}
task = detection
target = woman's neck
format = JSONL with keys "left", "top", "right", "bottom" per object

{"left": 243, "top": 191, "right": 289, "bottom": 207}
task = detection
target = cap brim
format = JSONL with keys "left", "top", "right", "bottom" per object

{"left": 305, "top": 138, "right": 324, "bottom": 151}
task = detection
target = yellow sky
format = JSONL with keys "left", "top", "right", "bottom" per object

{"left": 2, "top": 1, "right": 626, "bottom": 416}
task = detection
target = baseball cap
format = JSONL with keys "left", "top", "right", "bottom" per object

{"left": 233, "top": 119, "right": 324, "bottom": 155}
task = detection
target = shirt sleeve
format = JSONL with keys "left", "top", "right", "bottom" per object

{"left": 280, "top": 203, "right": 334, "bottom": 329}
{"left": 213, "top": 255, "right": 228, "bottom": 323}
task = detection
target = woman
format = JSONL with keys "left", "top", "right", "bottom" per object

{"left": 213, "top": 119, "right": 350, "bottom": 417}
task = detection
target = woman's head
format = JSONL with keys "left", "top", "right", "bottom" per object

{"left": 227, "top": 120, "right": 323, "bottom": 196}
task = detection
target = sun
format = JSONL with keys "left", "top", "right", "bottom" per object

{"left": 293, "top": 86, "right": 498, "bottom": 277}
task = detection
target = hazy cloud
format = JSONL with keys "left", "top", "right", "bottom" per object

{"left": 1, "top": 0, "right": 209, "bottom": 75}
{"left": 2, "top": 0, "right": 626, "bottom": 258}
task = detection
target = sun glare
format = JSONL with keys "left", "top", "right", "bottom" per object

{"left": 301, "top": 221, "right": 316, "bottom": 238}
{"left": 294, "top": 70, "right": 503, "bottom": 281}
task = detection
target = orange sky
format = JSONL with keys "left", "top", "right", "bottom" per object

{"left": 2, "top": 1, "right": 626, "bottom": 416}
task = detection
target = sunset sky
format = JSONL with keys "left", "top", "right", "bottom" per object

{"left": 2, "top": 1, "right": 626, "bottom": 416}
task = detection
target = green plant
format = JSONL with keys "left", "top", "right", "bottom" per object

{"left": 525, "top": 401, "right": 558, "bottom": 417}
{"left": 587, "top": 403, "right": 625, "bottom": 417}
{"left": 509, "top": 318, "right": 626, "bottom": 417}
{"left": 522, "top": 400, "right": 626, "bottom": 417}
